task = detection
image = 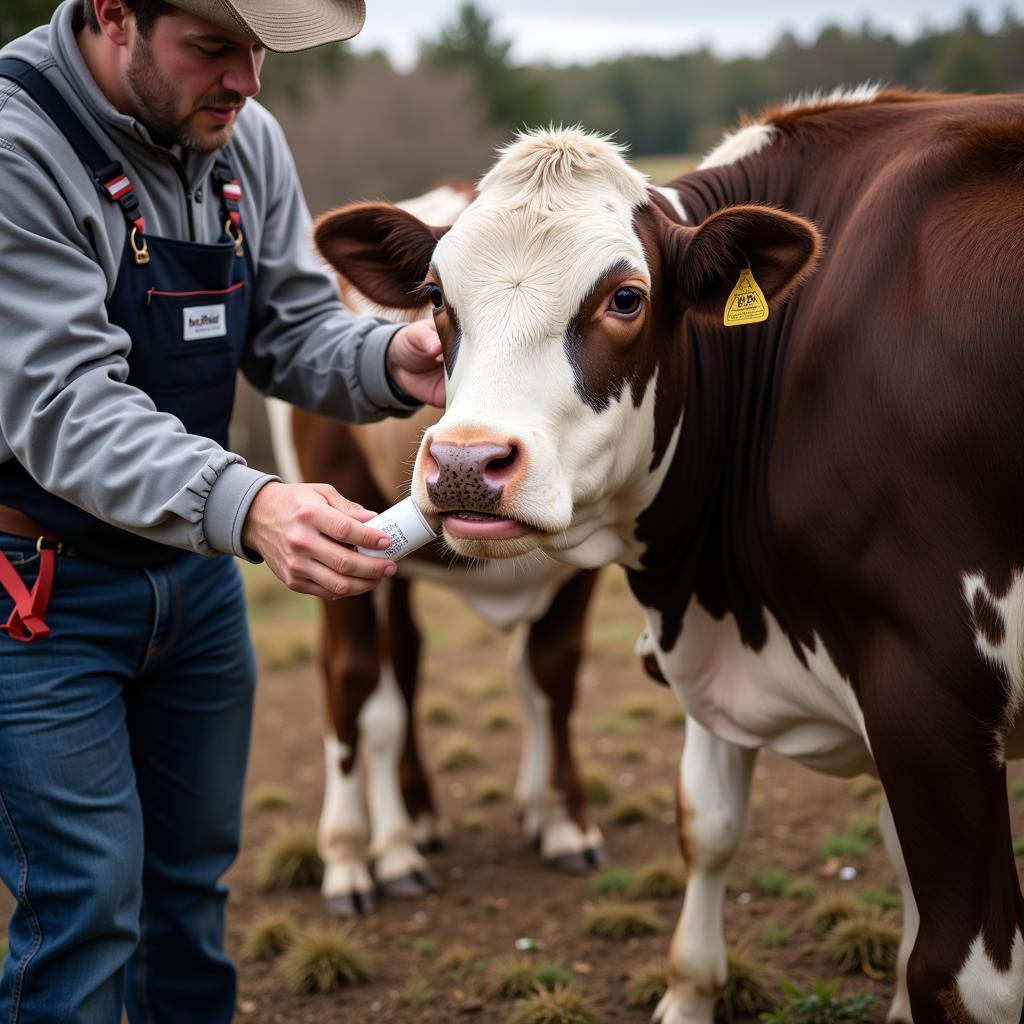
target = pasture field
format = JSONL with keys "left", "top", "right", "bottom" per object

{"left": 631, "top": 153, "right": 698, "bottom": 184}
{"left": 3, "top": 564, "right": 1023, "bottom": 1021}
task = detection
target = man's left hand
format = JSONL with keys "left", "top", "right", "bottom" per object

{"left": 387, "top": 320, "right": 446, "bottom": 408}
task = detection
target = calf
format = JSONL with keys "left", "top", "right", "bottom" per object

{"left": 313, "top": 93, "right": 1024, "bottom": 1022}
{"left": 267, "top": 184, "right": 605, "bottom": 915}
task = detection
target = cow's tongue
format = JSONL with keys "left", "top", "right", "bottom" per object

{"left": 443, "top": 510, "right": 531, "bottom": 539}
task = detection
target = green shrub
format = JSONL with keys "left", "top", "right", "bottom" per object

{"left": 760, "top": 977, "right": 874, "bottom": 1023}
{"left": 589, "top": 867, "right": 635, "bottom": 895}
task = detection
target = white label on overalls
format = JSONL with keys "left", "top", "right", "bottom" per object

{"left": 183, "top": 304, "right": 227, "bottom": 340}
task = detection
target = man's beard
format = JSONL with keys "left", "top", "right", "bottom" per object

{"left": 126, "top": 35, "right": 244, "bottom": 153}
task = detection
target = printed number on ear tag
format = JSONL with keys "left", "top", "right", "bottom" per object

{"left": 723, "top": 268, "right": 769, "bottom": 327}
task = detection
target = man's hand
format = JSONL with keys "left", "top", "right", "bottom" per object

{"left": 241, "top": 481, "right": 396, "bottom": 599}
{"left": 387, "top": 320, "right": 446, "bottom": 407}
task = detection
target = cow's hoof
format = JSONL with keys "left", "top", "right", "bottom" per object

{"left": 324, "top": 889, "right": 376, "bottom": 917}
{"left": 379, "top": 867, "right": 441, "bottom": 898}
{"left": 415, "top": 834, "right": 449, "bottom": 855}
{"left": 547, "top": 843, "right": 608, "bottom": 875}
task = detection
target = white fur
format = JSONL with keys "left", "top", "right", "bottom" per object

{"left": 318, "top": 735, "right": 374, "bottom": 900}
{"left": 962, "top": 570, "right": 1024, "bottom": 761}
{"left": 955, "top": 930, "right": 1024, "bottom": 1023}
{"left": 653, "top": 185, "right": 689, "bottom": 222}
{"left": 699, "top": 83, "right": 882, "bottom": 170}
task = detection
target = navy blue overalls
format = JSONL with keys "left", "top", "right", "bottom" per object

{"left": 0, "top": 58, "right": 254, "bottom": 640}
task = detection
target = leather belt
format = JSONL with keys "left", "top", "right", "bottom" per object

{"left": 0, "top": 504, "right": 59, "bottom": 543}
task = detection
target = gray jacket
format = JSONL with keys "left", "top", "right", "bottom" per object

{"left": 0, "top": 2, "right": 416, "bottom": 559}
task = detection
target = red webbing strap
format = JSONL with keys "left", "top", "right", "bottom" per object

{"left": 0, "top": 546, "right": 56, "bottom": 643}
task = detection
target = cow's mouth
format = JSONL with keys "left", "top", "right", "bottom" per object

{"left": 442, "top": 510, "right": 533, "bottom": 540}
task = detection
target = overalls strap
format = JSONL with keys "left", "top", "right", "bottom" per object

{"left": 0, "top": 58, "right": 146, "bottom": 234}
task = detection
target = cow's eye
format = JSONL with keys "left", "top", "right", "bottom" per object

{"left": 426, "top": 284, "right": 444, "bottom": 311}
{"left": 609, "top": 287, "right": 643, "bottom": 316}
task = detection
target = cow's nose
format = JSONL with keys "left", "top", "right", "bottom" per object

{"left": 424, "top": 441, "right": 521, "bottom": 511}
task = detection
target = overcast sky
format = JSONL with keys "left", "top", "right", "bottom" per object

{"left": 352, "top": 1, "right": 1017, "bottom": 69}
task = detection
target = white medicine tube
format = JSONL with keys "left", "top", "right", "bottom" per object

{"left": 355, "top": 496, "right": 438, "bottom": 560}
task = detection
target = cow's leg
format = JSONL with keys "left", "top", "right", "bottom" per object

{"left": 862, "top": 643, "right": 1024, "bottom": 1024}
{"left": 878, "top": 792, "right": 918, "bottom": 1024}
{"left": 654, "top": 717, "right": 757, "bottom": 1024}
{"left": 318, "top": 595, "right": 379, "bottom": 916}
{"left": 362, "top": 583, "right": 439, "bottom": 898}
{"left": 388, "top": 577, "right": 449, "bottom": 853}
{"left": 512, "top": 570, "right": 605, "bottom": 872}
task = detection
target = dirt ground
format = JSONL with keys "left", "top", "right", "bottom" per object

{"left": 4, "top": 564, "right": 1024, "bottom": 1022}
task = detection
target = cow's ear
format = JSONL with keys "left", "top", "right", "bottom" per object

{"left": 663, "top": 204, "right": 822, "bottom": 324}
{"left": 314, "top": 202, "right": 450, "bottom": 310}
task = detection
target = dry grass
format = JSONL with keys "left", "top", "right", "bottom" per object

{"left": 438, "top": 733, "right": 482, "bottom": 771}
{"left": 422, "top": 697, "right": 458, "bottom": 725}
{"left": 257, "top": 826, "right": 323, "bottom": 891}
{"left": 608, "top": 798, "right": 651, "bottom": 826}
{"left": 459, "top": 811, "right": 487, "bottom": 832}
{"left": 508, "top": 984, "right": 602, "bottom": 1024}
{"left": 715, "top": 947, "right": 776, "bottom": 1019}
{"left": 482, "top": 704, "right": 517, "bottom": 731}
{"left": 492, "top": 958, "right": 540, "bottom": 999}
{"left": 438, "top": 944, "right": 483, "bottom": 979}
{"left": 584, "top": 901, "right": 661, "bottom": 940}
{"left": 618, "top": 695, "right": 661, "bottom": 720}
{"left": 248, "top": 783, "right": 296, "bottom": 810}
{"left": 626, "top": 961, "right": 668, "bottom": 1008}
{"left": 581, "top": 767, "right": 614, "bottom": 806}
{"left": 808, "top": 894, "right": 863, "bottom": 933}
{"left": 244, "top": 913, "right": 297, "bottom": 961}
{"left": 475, "top": 776, "right": 507, "bottom": 804}
{"left": 630, "top": 860, "right": 685, "bottom": 900}
{"left": 278, "top": 925, "right": 373, "bottom": 994}
{"left": 824, "top": 908, "right": 899, "bottom": 975}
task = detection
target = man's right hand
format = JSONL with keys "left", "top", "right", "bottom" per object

{"left": 241, "top": 481, "right": 396, "bottom": 599}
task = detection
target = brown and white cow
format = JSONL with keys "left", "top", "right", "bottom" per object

{"left": 267, "top": 183, "right": 605, "bottom": 915}
{"left": 313, "top": 92, "right": 1024, "bottom": 1021}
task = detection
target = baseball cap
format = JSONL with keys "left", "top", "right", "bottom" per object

{"left": 169, "top": 0, "right": 366, "bottom": 52}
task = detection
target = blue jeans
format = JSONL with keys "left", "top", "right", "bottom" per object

{"left": 0, "top": 536, "right": 256, "bottom": 1023}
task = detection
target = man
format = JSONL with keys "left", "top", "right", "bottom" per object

{"left": 0, "top": 1, "right": 445, "bottom": 1020}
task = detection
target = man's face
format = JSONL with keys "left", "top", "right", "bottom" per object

{"left": 125, "top": 10, "right": 265, "bottom": 153}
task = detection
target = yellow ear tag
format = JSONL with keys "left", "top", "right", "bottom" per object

{"left": 723, "top": 268, "right": 769, "bottom": 327}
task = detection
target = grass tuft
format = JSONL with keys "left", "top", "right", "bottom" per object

{"left": 760, "top": 922, "right": 793, "bottom": 949}
{"left": 438, "top": 733, "right": 482, "bottom": 771}
{"left": 589, "top": 867, "right": 635, "bottom": 895}
{"left": 584, "top": 901, "right": 661, "bottom": 940}
{"left": 459, "top": 811, "right": 487, "bottom": 832}
{"left": 626, "top": 960, "right": 668, "bottom": 1008}
{"left": 475, "top": 776, "right": 507, "bottom": 804}
{"left": 244, "top": 913, "right": 297, "bottom": 961}
{"left": 438, "top": 944, "right": 483, "bottom": 979}
{"left": 257, "top": 826, "right": 323, "bottom": 891}
{"left": 857, "top": 888, "right": 901, "bottom": 910}
{"left": 819, "top": 831, "right": 874, "bottom": 860}
{"left": 783, "top": 878, "right": 819, "bottom": 901}
{"left": 248, "top": 783, "right": 296, "bottom": 811}
{"left": 809, "top": 894, "right": 863, "bottom": 933}
{"left": 412, "top": 937, "right": 437, "bottom": 957}
{"left": 608, "top": 798, "right": 651, "bottom": 826}
{"left": 483, "top": 704, "right": 517, "bottom": 731}
{"left": 532, "top": 962, "right": 574, "bottom": 990}
{"left": 508, "top": 984, "right": 602, "bottom": 1024}
{"left": 714, "top": 947, "right": 775, "bottom": 1019}
{"left": 618, "top": 695, "right": 661, "bottom": 720}
{"left": 850, "top": 775, "right": 883, "bottom": 801}
{"left": 823, "top": 908, "right": 899, "bottom": 975}
{"left": 404, "top": 976, "right": 436, "bottom": 1006}
{"left": 492, "top": 958, "right": 541, "bottom": 999}
{"left": 751, "top": 869, "right": 791, "bottom": 897}
{"left": 278, "top": 925, "right": 372, "bottom": 994}
{"left": 595, "top": 714, "right": 642, "bottom": 736}
{"left": 465, "top": 674, "right": 505, "bottom": 700}
{"left": 630, "top": 860, "right": 686, "bottom": 900}
{"left": 582, "top": 767, "right": 614, "bottom": 806}
{"left": 422, "top": 697, "right": 458, "bottom": 725}
{"left": 763, "top": 977, "right": 874, "bottom": 1023}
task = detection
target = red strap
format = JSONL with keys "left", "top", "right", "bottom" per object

{"left": 0, "top": 547, "right": 55, "bottom": 643}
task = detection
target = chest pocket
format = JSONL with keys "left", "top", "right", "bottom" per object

{"left": 134, "top": 280, "right": 248, "bottom": 394}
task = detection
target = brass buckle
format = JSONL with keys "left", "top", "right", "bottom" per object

{"left": 224, "top": 219, "right": 244, "bottom": 258}
{"left": 36, "top": 536, "right": 63, "bottom": 555}
{"left": 130, "top": 226, "right": 150, "bottom": 266}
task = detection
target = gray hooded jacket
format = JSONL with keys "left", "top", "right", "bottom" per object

{"left": 0, "top": 2, "right": 417, "bottom": 559}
